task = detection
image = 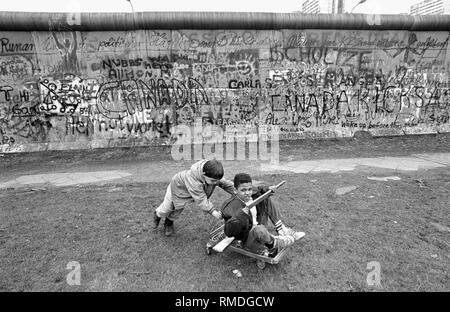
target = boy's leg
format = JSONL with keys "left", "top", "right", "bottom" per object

{"left": 162, "top": 207, "right": 185, "bottom": 237}
{"left": 155, "top": 184, "right": 182, "bottom": 236}
{"left": 256, "top": 197, "right": 281, "bottom": 226}
{"left": 155, "top": 185, "right": 174, "bottom": 220}
{"left": 244, "top": 225, "right": 274, "bottom": 255}
{"left": 244, "top": 225, "right": 295, "bottom": 257}
{"left": 257, "top": 198, "right": 305, "bottom": 241}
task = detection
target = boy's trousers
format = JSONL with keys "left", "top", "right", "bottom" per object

{"left": 242, "top": 198, "right": 284, "bottom": 254}
{"left": 244, "top": 225, "right": 275, "bottom": 254}
{"left": 256, "top": 197, "right": 282, "bottom": 227}
{"left": 155, "top": 185, "right": 187, "bottom": 221}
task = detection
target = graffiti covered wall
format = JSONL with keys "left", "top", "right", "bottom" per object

{"left": 1, "top": 26, "right": 449, "bottom": 152}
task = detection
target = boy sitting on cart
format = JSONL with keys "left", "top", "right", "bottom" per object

{"left": 221, "top": 173, "right": 305, "bottom": 257}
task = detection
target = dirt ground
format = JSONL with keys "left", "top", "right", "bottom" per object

{"left": 2, "top": 133, "right": 450, "bottom": 173}
{"left": 0, "top": 134, "right": 449, "bottom": 291}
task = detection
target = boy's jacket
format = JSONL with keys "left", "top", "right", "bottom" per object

{"left": 221, "top": 182, "right": 270, "bottom": 220}
{"left": 170, "top": 160, "right": 235, "bottom": 213}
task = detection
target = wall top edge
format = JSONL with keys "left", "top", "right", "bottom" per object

{"left": 0, "top": 11, "right": 450, "bottom": 31}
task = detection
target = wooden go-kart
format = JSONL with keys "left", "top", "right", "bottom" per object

{"left": 206, "top": 181, "right": 291, "bottom": 270}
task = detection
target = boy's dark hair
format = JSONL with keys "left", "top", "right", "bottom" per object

{"left": 203, "top": 159, "right": 224, "bottom": 180}
{"left": 233, "top": 173, "right": 252, "bottom": 188}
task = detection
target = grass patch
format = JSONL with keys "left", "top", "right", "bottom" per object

{"left": 1, "top": 168, "right": 449, "bottom": 291}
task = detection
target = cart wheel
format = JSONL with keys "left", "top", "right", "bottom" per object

{"left": 206, "top": 246, "right": 212, "bottom": 255}
{"left": 256, "top": 260, "right": 266, "bottom": 270}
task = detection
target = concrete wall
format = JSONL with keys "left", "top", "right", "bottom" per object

{"left": 0, "top": 13, "right": 449, "bottom": 152}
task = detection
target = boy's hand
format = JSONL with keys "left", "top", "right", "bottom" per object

{"left": 211, "top": 210, "right": 223, "bottom": 220}
{"left": 268, "top": 185, "right": 277, "bottom": 193}
{"left": 242, "top": 207, "right": 250, "bottom": 215}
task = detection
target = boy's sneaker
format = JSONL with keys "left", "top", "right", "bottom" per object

{"left": 164, "top": 219, "right": 174, "bottom": 236}
{"left": 153, "top": 211, "right": 161, "bottom": 229}
{"left": 263, "top": 235, "right": 295, "bottom": 258}
{"left": 274, "top": 234, "right": 295, "bottom": 250}
{"left": 278, "top": 226, "right": 305, "bottom": 241}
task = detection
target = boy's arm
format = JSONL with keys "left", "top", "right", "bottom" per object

{"left": 220, "top": 198, "right": 232, "bottom": 221}
{"left": 218, "top": 178, "right": 236, "bottom": 195}
{"left": 252, "top": 180, "right": 270, "bottom": 196}
{"left": 251, "top": 180, "right": 278, "bottom": 195}
{"left": 221, "top": 196, "right": 245, "bottom": 221}
{"left": 184, "top": 178, "right": 222, "bottom": 218}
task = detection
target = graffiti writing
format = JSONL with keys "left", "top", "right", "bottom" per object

{"left": 0, "top": 37, "right": 34, "bottom": 54}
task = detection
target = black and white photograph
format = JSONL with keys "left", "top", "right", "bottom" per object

{"left": 0, "top": 0, "right": 449, "bottom": 302}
